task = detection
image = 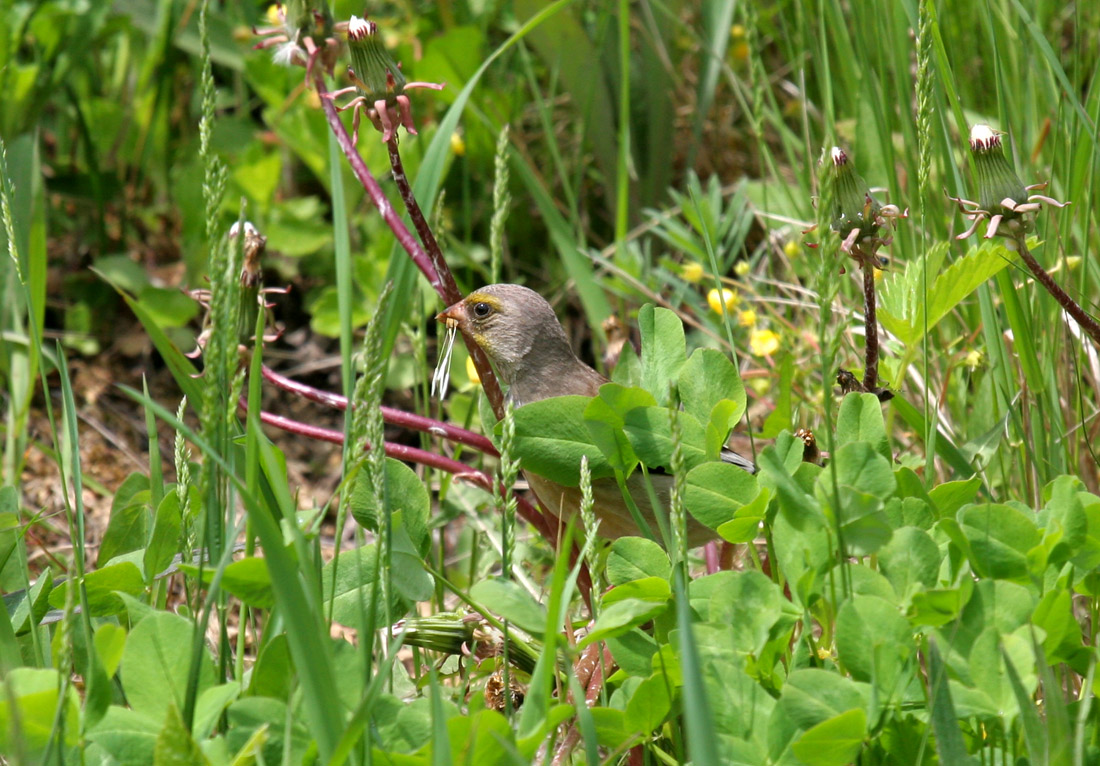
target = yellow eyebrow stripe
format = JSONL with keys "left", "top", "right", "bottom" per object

{"left": 465, "top": 293, "right": 504, "bottom": 311}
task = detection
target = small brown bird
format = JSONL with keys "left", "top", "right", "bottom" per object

{"left": 438, "top": 283, "right": 757, "bottom": 545}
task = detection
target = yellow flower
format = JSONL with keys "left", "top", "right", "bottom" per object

{"left": 265, "top": 4, "right": 282, "bottom": 25}
{"left": 738, "top": 309, "right": 757, "bottom": 328}
{"left": 964, "top": 349, "right": 983, "bottom": 368}
{"left": 682, "top": 262, "right": 704, "bottom": 283}
{"left": 707, "top": 287, "right": 739, "bottom": 315}
{"left": 734, "top": 260, "right": 750, "bottom": 277}
{"left": 783, "top": 239, "right": 801, "bottom": 258}
{"left": 730, "top": 24, "right": 746, "bottom": 39}
{"left": 1065, "top": 255, "right": 1081, "bottom": 271}
{"left": 466, "top": 356, "right": 481, "bottom": 386}
{"left": 873, "top": 267, "right": 884, "bottom": 282}
{"left": 450, "top": 132, "right": 466, "bottom": 157}
{"left": 750, "top": 328, "right": 780, "bottom": 357}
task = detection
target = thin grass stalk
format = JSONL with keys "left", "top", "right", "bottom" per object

{"left": 490, "top": 125, "right": 512, "bottom": 284}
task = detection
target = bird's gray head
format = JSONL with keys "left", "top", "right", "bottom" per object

{"left": 436, "top": 283, "right": 575, "bottom": 385}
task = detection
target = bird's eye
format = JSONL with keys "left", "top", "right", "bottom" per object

{"left": 473, "top": 302, "right": 492, "bottom": 318}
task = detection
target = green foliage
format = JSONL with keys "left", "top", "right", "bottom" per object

{"left": 3, "top": 0, "right": 1100, "bottom": 763}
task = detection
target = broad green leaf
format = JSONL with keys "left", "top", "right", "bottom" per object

{"left": 624, "top": 671, "right": 673, "bottom": 735}
{"left": 181, "top": 557, "right": 274, "bottom": 609}
{"left": 684, "top": 461, "right": 760, "bottom": 531}
{"left": 120, "top": 612, "right": 216, "bottom": 723}
{"left": 790, "top": 708, "right": 866, "bottom": 766}
{"left": 815, "top": 442, "right": 896, "bottom": 554}
{"left": 144, "top": 491, "right": 181, "bottom": 581}
{"left": 49, "top": 561, "right": 145, "bottom": 617}
{"left": 583, "top": 580, "right": 671, "bottom": 647}
{"left": 5, "top": 569, "right": 52, "bottom": 635}
{"left": 623, "top": 406, "right": 708, "bottom": 470}
{"left": 99, "top": 473, "right": 151, "bottom": 566}
{"left": 446, "top": 709, "right": 514, "bottom": 766}
{"left": 677, "top": 348, "right": 745, "bottom": 433}
{"left": 390, "top": 522, "right": 434, "bottom": 603}
{"left": 708, "top": 570, "right": 794, "bottom": 656}
{"left": 779, "top": 669, "right": 869, "bottom": 731}
{"left": 584, "top": 384, "right": 653, "bottom": 473}
{"left": 835, "top": 393, "right": 889, "bottom": 461}
{"left": 0, "top": 668, "right": 81, "bottom": 758}
{"left": 94, "top": 623, "right": 127, "bottom": 678}
{"left": 192, "top": 684, "right": 239, "bottom": 742}
{"left": 637, "top": 305, "right": 686, "bottom": 405}
{"left": 835, "top": 595, "right": 913, "bottom": 696}
{"left": 320, "top": 544, "right": 386, "bottom": 630}
{"left": 878, "top": 527, "right": 941, "bottom": 600}
{"left": 153, "top": 704, "right": 208, "bottom": 766}
{"left": 511, "top": 395, "right": 611, "bottom": 485}
{"left": 928, "top": 475, "right": 982, "bottom": 518}
{"left": 605, "top": 537, "right": 671, "bottom": 585}
{"left": 470, "top": 578, "right": 547, "bottom": 636}
{"left": 350, "top": 458, "right": 431, "bottom": 554}
{"left": 958, "top": 503, "right": 1041, "bottom": 581}
{"left": 605, "top": 629, "right": 660, "bottom": 677}
{"left": 87, "top": 705, "right": 161, "bottom": 766}
{"left": 248, "top": 635, "right": 291, "bottom": 700}
{"left": 878, "top": 240, "right": 1011, "bottom": 346}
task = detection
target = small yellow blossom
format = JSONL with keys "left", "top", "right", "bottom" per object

{"left": 450, "top": 132, "right": 466, "bottom": 157}
{"left": 682, "top": 262, "right": 704, "bottom": 283}
{"left": 707, "top": 287, "right": 739, "bottom": 315}
{"left": 265, "top": 4, "right": 282, "bottom": 25}
{"left": 873, "top": 267, "right": 884, "bottom": 282}
{"left": 964, "top": 349, "right": 983, "bottom": 368}
{"left": 730, "top": 24, "right": 746, "bottom": 39}
{"left": 738, "top": 309, "right": 756, "bottom": 328}
{"left": 466, "top": 356, "right": 481, "bottom": 386}
{"left": 734, "top": 260, "right": 751, "bottom": 277}
{"left": 750, "top": 328, "right": 780, "bottom": 357}
{"left": 1065, "top": 255, "right": 1081, "bottom": 271}
{"left": 816, "top": 646, "right": 832, "bottom": 661}
{"left": 305, "top": 89, "right": 321, "bottom": 109}
{"left": 783, "top": 239, "right": 801, "bottom": 258}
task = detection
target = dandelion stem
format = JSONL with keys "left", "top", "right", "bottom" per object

{"left": 1011, "top": 234, "right": 1100, "bottom": 348}
{"left": 861, "top": 258, "right": 880, "bottom": 392}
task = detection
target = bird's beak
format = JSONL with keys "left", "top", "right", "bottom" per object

{"left": 435, "top": 301, "right": 463, "bottom": 328}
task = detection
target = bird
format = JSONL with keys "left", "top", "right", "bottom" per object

{"left": 437, "top": 283, "right": 762, "bottom": 546}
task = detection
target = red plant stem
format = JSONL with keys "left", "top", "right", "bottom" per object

{"left": 261, "top": 365, "right": 499, "bottom": 457}
{"left": 1012, "top": 234, "right": 1100, "bottom": 348}
{"left": 257, "top": 409, "right": 486, "bottom": 483}
{"left": 313, "top": 71, "right": 578, "bottom": 567}
{"left": 861, "top": 259, "right": 879, "bottom": 392}
{"left": 381, "top": 139, "right": 506, "bottom": 418}
{"left": 254, "top": 408, "right": 560, "bottom": 544}
{"left": 315, "top": 74, "right": 444, "bottom": 296}
{"left": 385, "top": 136, "right": 459, "bottom": 302}
{"left": 313, "top": 72, "right": 506, "bottom": 417}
